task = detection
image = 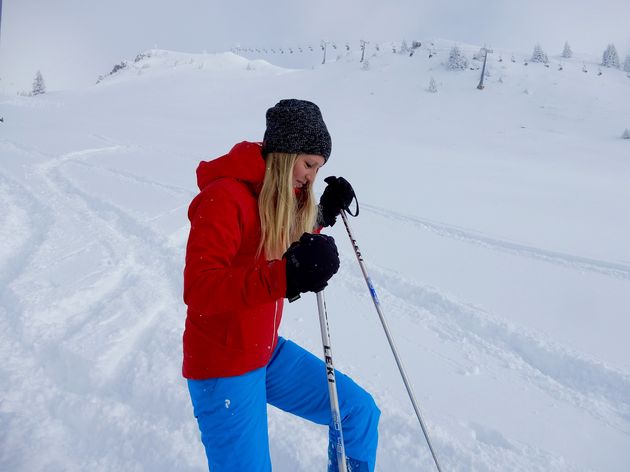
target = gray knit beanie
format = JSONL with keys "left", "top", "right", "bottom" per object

{"left": 262, "top": 99, "right": 332, "bottom": 161}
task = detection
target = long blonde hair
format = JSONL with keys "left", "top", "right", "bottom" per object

{"left": 258, "top": 152, "right": 318, "bottom": 259}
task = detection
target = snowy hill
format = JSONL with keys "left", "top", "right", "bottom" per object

{"left": 1, "top": 43, "right": 630, "bottom": 471}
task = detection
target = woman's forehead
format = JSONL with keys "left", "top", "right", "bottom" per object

{"left": 300, "top": 154, "right": 326, "bottom": 165}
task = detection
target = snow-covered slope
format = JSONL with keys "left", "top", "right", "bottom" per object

{"left": 1, "top": 45, "right": 629, "bottom": 471}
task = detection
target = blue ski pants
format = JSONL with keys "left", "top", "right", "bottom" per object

{"left": 187, "top": 337, "right": 380, "bottom": 471}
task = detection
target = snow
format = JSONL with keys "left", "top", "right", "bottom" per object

{"left": 1, "top": 46, "right": 630, "bottom": 471}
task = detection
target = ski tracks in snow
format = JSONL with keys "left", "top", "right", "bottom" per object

{"left": 1, "top": 142, "right": 202, "bottom": 471}
{"left": 334, "top": 260, "right": 630, "bottom": 471}
{"left": 362, "top": 265, "right": 630, "bottom": 425}
{"left": 331, "top": 205, "right": 630, "bottom": 471}
{"left": 3, "top": 140, "right": 628, "bottom": 471}
{"left": 360, "top": 204, "right": 630, "bottom": 423}
{"left": 364, "top": 203, "right": 630, "bottom": 281}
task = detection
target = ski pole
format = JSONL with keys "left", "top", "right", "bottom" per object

{"left": 316, "top": 290, "right": 348, "bottom": 472}
{"left": 340, "top": 210, "right": 444, "bottom": 472}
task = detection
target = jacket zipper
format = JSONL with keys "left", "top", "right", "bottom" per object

{"left": 270, "top": 300, "right": 278, "bottom": 350}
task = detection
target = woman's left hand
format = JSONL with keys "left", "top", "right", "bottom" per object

{"left": 319, "top": 176, "right": 355, "bottom": 227}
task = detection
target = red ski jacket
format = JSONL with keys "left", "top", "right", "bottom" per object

{"left": 182, "top": 141, "right": 288, "bottom": 379}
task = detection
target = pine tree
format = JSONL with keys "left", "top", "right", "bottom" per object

{"left": 623, "top": 55, "right": 630, "bottom": 73}
{"left": 427, "top": 77, "right": 438, "bottom": 93}
{"left": 602, "top": 44, "right": 620, "bottom": 68}
{"left": 622, "top": 128, "right": 630, "bottom": 139}
{"left": 531, "top": 44, "right": 549, "bottom": 63}
{"left": 561, "top": 42, "right": 572, "bottom": 58}
{"left": 446, "top": 46, "right": 468, "bottom": 70}
{"left": 32, "top": 71, "right": 46, "bottom": 96}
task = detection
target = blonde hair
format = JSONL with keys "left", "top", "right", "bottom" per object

{"left": 258, "top": 152, "right": 318, "bottom": 259}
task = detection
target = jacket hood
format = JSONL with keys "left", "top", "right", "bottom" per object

{"left": 196, "top": 141, "right": 266, "bottom": 194}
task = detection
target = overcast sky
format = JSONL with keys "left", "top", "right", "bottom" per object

{"left": 1, "top": 0, "right": 630, "bottom": 91}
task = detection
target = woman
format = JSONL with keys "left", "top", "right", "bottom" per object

{"left": 183, "top": 99, "right": 380, "bottom": 471}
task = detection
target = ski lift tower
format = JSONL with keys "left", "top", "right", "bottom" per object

{"left": 477, "top": 47, "right": 493, "bottom": 90}
{"left": 360, "top": 40, "right": 369, "bottom": 63}
{"left": 321, "top": 40, "right": 330, "bottom": 65}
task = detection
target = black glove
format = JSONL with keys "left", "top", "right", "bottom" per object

{"left": 283, "top": 233, "right": 340, "bottom": 301}
{"left": 319, "top": 176, "right": 355, "bottom": 227}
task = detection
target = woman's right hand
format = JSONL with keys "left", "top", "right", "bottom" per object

{"left": 283, "top": 233, "right": 340, "bottom": 301}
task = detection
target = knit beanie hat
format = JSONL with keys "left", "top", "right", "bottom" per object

{"left": 262, "top": 99, "right": 332, "bottom": 161}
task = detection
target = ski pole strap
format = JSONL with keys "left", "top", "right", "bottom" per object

{"left": 344, "top": 188, "right": 359, "bottom": 217}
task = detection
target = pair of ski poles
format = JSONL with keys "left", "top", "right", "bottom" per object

{"left": 316, "top": 208, "right": 443, "bottom": 472}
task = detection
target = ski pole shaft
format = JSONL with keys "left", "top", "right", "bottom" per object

{"left": 316, "top": 290, "right": 348, "bottom": 472}
{"left": 340, "top": 210, "right": 444, "bottom": 472}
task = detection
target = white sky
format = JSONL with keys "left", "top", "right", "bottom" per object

{"left": 1, "top": 0, "right": 630, "bottom": 91}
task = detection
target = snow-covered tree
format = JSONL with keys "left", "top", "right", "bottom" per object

{"left": 361, "top": 59, "right": 370, "bottom": 71}
{"left": 473, "top": 48, "right": 486, "bottom": 61}
{"left": 624, "top": 55, "right": 630, "bottom": 73}
{"left": 446, "top": 46, "right": 468, "bottom": 70}
{"left": 531, "top": 44, "right": 549, "bottom": 63}
{"left": 427, "top": 77, "right": 437, "bottom": 93}
{"left": 601, "top": 44, "right": 620, "bottom": 68}
{"left": 561, "top": 41, "right": 573, "bottom": 58}
{"left": 97, "top": 61, "right": 128, "bottom": 84}
{"left": 134, "top": 51, "right": 151, "bottom": 63}
{"left": 32, "top": 71, "right": 46, "bottom": 96}
{"left": 622, "top": 128, "right": 630, "bottom": 139}
{"left": 399, "top": 40, "right": 409, "bottom": 55}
